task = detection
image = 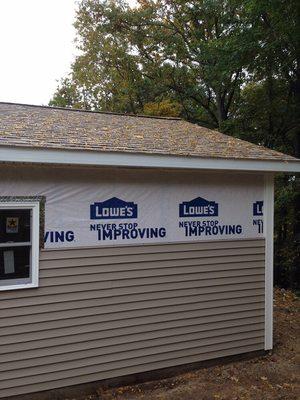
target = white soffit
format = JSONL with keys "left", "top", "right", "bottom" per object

{"left": 0, "top": 146, "right": 300, "bottom": 173}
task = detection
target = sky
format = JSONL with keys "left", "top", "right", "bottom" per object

{"left": 0, "top": 0, "right": 137, "bottom": 106}
{"left": 0, "top": 0, "right": 78, "bottom": 105}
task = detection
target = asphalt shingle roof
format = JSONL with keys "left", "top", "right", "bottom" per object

{"left": 0, "top": 102, "right": 298, "bottom": 163}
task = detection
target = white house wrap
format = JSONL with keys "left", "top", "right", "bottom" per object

{"left": 1, "top": 167, "right": 264, "bottom": 248}
{"left": 0, "top": 102, "right": 299, "bottom": 399}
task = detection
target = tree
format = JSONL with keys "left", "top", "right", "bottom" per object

{"left": 50, "top": 0, "right": 300, "bottom": 288}
{"left": 237, "top": 0, "right": 300, "bottom": 289}
{"left": 228, "top": 80, "right": 299, "bottom": 289}
{"left": 51, "top": 0, "right": 257, "bottom": 126}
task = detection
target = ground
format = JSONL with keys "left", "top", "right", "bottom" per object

{"left": 69, "top": 289, "right": 300, "bottom": 400}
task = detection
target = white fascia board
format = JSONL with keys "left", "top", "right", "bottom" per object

{"left": 0, "top": 146, "right": 300, "bottom": 173}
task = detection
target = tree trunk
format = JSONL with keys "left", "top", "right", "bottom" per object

{"left": 291, "top": 62, "right": 300, "bottom": 288}
{"left": 216, "top": 93, "right": 227, "bottom": 128}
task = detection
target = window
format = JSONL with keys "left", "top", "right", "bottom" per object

{"left": 0, "top": 201, "right": 40, "bottom": 290}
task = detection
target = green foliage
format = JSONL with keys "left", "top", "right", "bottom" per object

{"left": 225, "top": 80, "right": 298, "bottom": 154}
{"left": 274, "top": 175, "right": 300, "bottom": 289}
{"left": 49, "top": 78, "right": 87, "bottom": 109}
{"left": 143, "top": 99, "right": 182, "bottom": 117}
{"left": 51, "top": 0, "right": 255, "bottom": 124}
{"left": 50, "top": 0, "right": 300, "bottom": 288}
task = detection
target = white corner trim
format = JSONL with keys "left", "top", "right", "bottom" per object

{"left": 0, "top": 146, "right": 300, "bottom": 172}
{"left": 264, "top": 174, "right": 274, "bottom": 350}
{"left": 0, "top": 201, "right": 40, "bottom": 291}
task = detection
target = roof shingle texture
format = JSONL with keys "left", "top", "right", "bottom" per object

{"left": 0, "top": 102, "right": 298, "bottom": 162}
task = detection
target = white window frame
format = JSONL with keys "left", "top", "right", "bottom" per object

{"left": 0, "top": 201, "right": 40, "bottom": 291}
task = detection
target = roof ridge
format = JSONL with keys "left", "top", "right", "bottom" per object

{"left": 0, "top": 101, "right": 182, "bottom": 121}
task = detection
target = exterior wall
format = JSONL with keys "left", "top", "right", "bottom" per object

{"left": 0, "top": 165, "right": 265, "bottom": 248}
{"left": 0, "top": 238, "right": 265, "bottom": 398}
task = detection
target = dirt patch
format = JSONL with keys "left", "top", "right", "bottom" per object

{"left": 67, "top": 289, "right": 300, "bottom": 400}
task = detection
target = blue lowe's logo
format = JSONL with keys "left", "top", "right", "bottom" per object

{"left": 90, "top": 197, "right": 138, "bottom": 219}
{"left": 179, "top": 197, "right": 219, "bottom": 218}
{"left": 253, "top": 201, "right": 264, "bottom": 216}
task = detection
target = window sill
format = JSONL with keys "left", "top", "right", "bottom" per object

{"left": 0, "top": 281, "right": 39, "bottom": 291}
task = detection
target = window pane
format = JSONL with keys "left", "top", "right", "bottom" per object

{"left": 0, "top": 246, "right": 30, "bottom": 280}
{"left": 0, "top": 209, "right": 31, "bottom": 244}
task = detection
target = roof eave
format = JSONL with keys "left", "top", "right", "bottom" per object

{"left": 0, "top": 146, "right": 299, "bottom": 173}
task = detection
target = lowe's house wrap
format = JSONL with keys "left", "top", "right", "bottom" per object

{"left": 1, "top": 168, "right": 264, "bottom": 247}
{"left": 0, "top": 102, "right": 299, "bottom": 400}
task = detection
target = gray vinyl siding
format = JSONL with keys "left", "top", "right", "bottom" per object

{"left": 0, "top": 239, "right": 265, "bottom": 398}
